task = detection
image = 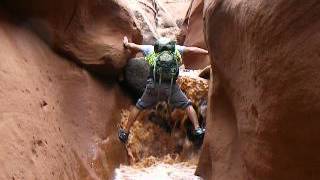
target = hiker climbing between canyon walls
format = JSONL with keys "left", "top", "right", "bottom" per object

{"left": 118, "top": 36, "right": 208, "bottom": 143}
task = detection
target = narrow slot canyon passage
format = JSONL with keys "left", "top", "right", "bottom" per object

{"left": 2, "top": 0, "right": 318, "bottom": 179}
{"left": 90, "top": 0, "right": 210, "bottom": 178}
{"left": 110, "top": 1, "right": 209, "bottom": 178}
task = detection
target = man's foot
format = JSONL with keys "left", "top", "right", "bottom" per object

{"left": 194, "top": 127, "right": 205, "bottom": 136}
{"left": 118, "top": 128, "right": 129, "bottom": 143}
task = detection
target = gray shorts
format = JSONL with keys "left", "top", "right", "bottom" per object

{"left": 136, "top": 79, "right": 192, "bottom": 110}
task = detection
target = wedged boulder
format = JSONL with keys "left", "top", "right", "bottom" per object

{"left": 200, "top": 0, "right": 320, "bottom": 179}
{"left": 1, "top": 0, "right": 142, "bottom": 77}
{"left": 179, "top": 0, "right": 210, "bottom": 69}
{"left": 124, "top": 57, "right": 150, "bottom": 96}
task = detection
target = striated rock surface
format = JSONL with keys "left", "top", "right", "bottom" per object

{"left": 0, "top": 0, "right": 202, "bottom": 179}
{"left": 127, "top": 0, "right": 184, "bottom": 44}
{"left": 179, "top": 0, "right": 210, "bottom": 69}
{"left": 0, "top": 10, "right": 130, "bottom": 179}
{"left": 159, "top": 0, "right": 192, "bottom": 28}
{"left": 1, "top": 0, "right": 142, "bottom": 76}
{"left": 199, "top": 0, "right": 320, "bottom": 179}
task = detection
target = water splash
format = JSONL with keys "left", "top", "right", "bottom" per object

{"left": 115, "top": 70, "right": 208, "bottom": 179}
{"left": 115, "top": 162, "right": 201, "bottom": 180}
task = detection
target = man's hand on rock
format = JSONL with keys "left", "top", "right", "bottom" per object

{"left": 123, "top": 36, "right": 129, "bottom": 48}
{"left": 122, "top": 36, "right": 144, "bottom": 52}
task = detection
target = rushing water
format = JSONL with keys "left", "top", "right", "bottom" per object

{"left": 114, "top": 70, "right": 208, "bottom": 180}
{"left": 114, "top": 162, "right": 201, "bottom": 180}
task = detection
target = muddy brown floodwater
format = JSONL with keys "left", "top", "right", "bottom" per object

{"left": 114, "top": 70, "right": 208, "bottom": 180}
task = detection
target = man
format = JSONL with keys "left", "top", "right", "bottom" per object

{"left": 119, "top": 36, "right": 208, "bottom": 143}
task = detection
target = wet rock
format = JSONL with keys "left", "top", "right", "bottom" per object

{"left": 89, "top": 136, "right": 128, "bottom": 179}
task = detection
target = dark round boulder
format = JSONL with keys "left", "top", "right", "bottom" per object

{"left": 124, "top": 57, "right": 150, "bottom": 96}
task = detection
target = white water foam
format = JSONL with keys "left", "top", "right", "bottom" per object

{"left": 114, "top": 163, "right": 202, "bottom": 180}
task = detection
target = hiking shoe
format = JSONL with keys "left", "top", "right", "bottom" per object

{"left": 194, "top": 127, "right": 205, "bottom": 136}
{"left": 118, "top": 128, "right": 129, "bottom": 143}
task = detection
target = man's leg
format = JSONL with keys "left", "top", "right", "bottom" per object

{"left": 185, "top": 105, "right": 200, "bottom": 130}
{"left": 119, "top": 78, "right": 157, "bottom": 143}
{"left": 170, "top": 85, "right": 205, "bottom": 136}
{"left": 124, "top": 106, "right": 141, "bottom": 132}
{"left": 185, "top": 105, "right": 205, "bottom": 136}
{"left": 119, "top": 106, "right": 141, "bottom": 143}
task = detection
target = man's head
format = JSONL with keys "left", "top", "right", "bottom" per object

{"left": 154, "top": 37, "right": 176, "bottom": 53}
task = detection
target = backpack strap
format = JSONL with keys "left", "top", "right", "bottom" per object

{"left": 145, "top": 52, "right": 158, "bottom": 66}
{"left": 168, "top": 76, "right": 174, "bottom": 105}
{"left": 153, "top": 56, "right": 157, "bottom": 92}
{"left": 150, "top": 49, "right": 180, "bottom": 104}
{"left": 175, "top": 49, "right": 182, "bottom": 65}
{"left": 157, "top": 69, "right": 162, "bottom": 101}
{"left": 145, "top": 48, "right": 181, "bottom": 66}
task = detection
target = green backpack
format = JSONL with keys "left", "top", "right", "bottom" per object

{"left": 153, "top": 50, "right": 179, "bottom": 83}
{"left": 145, "top": 38, "right": 182, "bottom": 103}
{"left": 152, "top": 49, "right": 181, "bottom": 104}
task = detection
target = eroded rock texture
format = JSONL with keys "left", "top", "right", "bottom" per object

{"left": 0, "top": 0, "right": 198, "bottom": 179}
{"left": 179, "top": 0, "right": 210, "bottom": 69}
{"left": 1, "top": 0, "right": 142, "bottom": 76}
{"left": 127, "top": 0, "right": 182, "bottom": 44}
{"left": 198, "top": 0, "right": 320, "bottom": 179}
{"left": 0, "top": 5, "right": 132, "bottom": 180}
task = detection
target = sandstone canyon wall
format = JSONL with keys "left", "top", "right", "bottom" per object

{"left": 198, "top": 0, "right": 320, "bottom": 179}
{"left": 127, "top": 0, "right": 180, "bottom": 44}
{"left": 0, "top": 0, "right": 143, "bottom": 178}
{"left": 179, "top": 0, "right": 210, "bottom": 69}
{"left": 0, "top": 0, "right": 196, "bottom": 179}
{"left": 1, "top": 0, "right": 142, "bottom": 77}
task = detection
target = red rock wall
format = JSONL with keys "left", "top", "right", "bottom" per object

{"left": 1, "top": 0, "right": 142, "bottom": 76}
{"left": 200, "top": 0, "right": 320, "bottom": 179}
{"left": 127, "top": 0, "right": 182, "bottom": 44}
{"left": 0, "top": 11, "right": 130, "bottom": 179}
{"left": 180, "top": 0, "right": 210, "bottom": 69}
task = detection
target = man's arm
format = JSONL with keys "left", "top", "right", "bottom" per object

{"left": 183, "top": 46, "right": 209, "bottom": 54}
{"left": 123, "top": 36, "right": 145, "bottom": 52}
